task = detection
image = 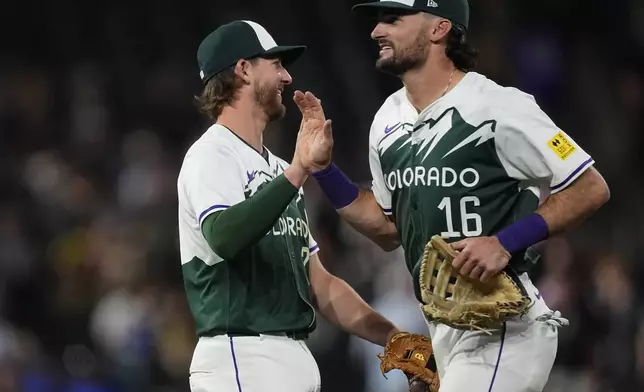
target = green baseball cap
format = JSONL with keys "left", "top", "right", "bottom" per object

{"left": 197, "top": 20, "right": 307, "bottom": 84}
{"left": 352, "top": 0, "right": 469, "bottom": 30}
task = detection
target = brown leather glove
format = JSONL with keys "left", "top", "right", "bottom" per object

{"left": 419, "top": 235, "right": 532, "bottom": 333}
{"left": 377, "top": 332, "right": 440, "bottom": 392}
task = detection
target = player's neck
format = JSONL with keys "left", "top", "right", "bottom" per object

{"left": 402, "top": 57, "right": 465, "bottom": 113}
{"left": 217, "top": 101, "right": 267, "bottom": 153}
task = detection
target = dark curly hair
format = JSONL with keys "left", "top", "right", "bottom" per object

{"left": 445, "top": 24, "right": 478, "bottom": 72}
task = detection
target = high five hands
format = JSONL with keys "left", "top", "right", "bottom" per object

{"left": 292, "top": 90, "right": 333, "bottom": 174}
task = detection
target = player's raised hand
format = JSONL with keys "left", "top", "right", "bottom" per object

{"left": 294, "top": 90, "right": 326, "bottom": 122}
{"left": 450, "top": 236, "right": 511, "bottom": 283}
{"left": 293, "top": 90, "right": 333, "bottom": 173}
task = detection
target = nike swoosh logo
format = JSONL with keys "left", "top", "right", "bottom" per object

{"left": 384, "top": 122, "right": 401, "bottom": 134}
{"left": 534, "top": 290, "right": 542, "bottom": 300}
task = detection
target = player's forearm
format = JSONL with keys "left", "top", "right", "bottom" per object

{"left": 338, "top": 189, "right": 400, "bottom": 251}
{"left": 537, "top": 166, "right": 610, "bottom": 235}
{"left": 312, "top": 163, "right": 399, "bottom": 251}
{"left": 201, "top": 174, "right": 299, "bottom": 260}
{"left": 283, "top": 164, "right": 308, "bottom": 188}
{"left": 495, "top": 167, "right": 609, "bottom": 254}
{"left": 314, "top": 274, "right": 398, "bottom": 347}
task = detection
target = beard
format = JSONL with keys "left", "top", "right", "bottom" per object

{"left": 376, "top": 31, "right": 431, "bottom": 76}
{"left": 253, "top": 81, "right": 285, "bottom": 122}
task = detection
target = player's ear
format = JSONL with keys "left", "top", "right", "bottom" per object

{"left": 233, "top": 59, "right": 254, "bottom": 84}
{"left": 429, "top": 18, "right": 452, "bottom": 43}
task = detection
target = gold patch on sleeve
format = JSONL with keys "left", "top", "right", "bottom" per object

{"left": 547, "top": 131, "right": 576, "bottom": 160}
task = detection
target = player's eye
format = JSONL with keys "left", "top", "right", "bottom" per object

{"left": 379, "top": 14, "right": 399, "bottom": 24}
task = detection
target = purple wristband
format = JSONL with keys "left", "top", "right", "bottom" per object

{"left": 312, "top": 163, "right": 360, "bottom": 209}
{"left": 495, "top": 213, "right": 549, "bottom": 254}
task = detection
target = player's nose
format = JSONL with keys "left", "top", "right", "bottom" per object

{"left": 371, "top": 23, "right": 385, "bottom": 40}
{"left": 280, "top": 69, "right": 293, "bottom": 85}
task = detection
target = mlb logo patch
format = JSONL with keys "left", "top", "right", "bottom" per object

{"left": 547, "top": 131, "right": 576, "bottom": 160}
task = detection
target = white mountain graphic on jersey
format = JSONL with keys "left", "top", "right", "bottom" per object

{"left": 380, "top": 108, "right": 497, "bottom": 163}
{"left": 243, "top": 169, "right": 304, "bottom": 202}
{"left": 413, "top": 109, "right": 455, "bottom": 162}
{"left": 378, "top": 124, "right": 411, "bottom": 154}
{"left": 243, "top": 170, "right": 273, "bottom": 198}
{"left": 442, "top": 120, "right": 495, "bottom": 159}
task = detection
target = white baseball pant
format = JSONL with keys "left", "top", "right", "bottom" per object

{"left": 189, "top": 333, "right": 321, "bottom": 392}
{"left": 427, "top": 273, "right": 564, "bottom": 392}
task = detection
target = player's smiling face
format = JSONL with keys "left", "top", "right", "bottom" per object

{"left": 370, "top": 11, "right": 432, "bottom": 76}
{"left": 252, "top": 57, "right": 292, "bottom": 122}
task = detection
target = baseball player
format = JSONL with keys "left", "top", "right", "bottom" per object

{"left": 177, "top": 20, "right": 401, "bottom": 392}
{"left": 304, "top": 1, "right": 611, "bottom": 391}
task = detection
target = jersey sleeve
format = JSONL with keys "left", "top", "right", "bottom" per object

{"left": 308, "top": 232, "right": 319, "bottom": 256}
{"left": 369, "top": 129, "right": 393, "bottom": 215}
{"left": 180, "top": 143, "right": 246, "bottom": 226}
{"left": 494, "top": 94, "right": 594, "bottom": 194}
{"left": 302, "top": 199, "right": 320, "bottom": 256}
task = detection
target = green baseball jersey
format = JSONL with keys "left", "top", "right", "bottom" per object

{"left": 177, "top": 124, "right": 318, "bottom": 337}
{"left": 368, "top": 72, "right": 593, "bottom": 287}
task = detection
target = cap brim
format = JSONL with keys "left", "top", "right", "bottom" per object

{"left": 262, "top": 45, "right": 307, "bottom": 66}
{"left": 352, "top": 1, "right": 417, "bottom": 15}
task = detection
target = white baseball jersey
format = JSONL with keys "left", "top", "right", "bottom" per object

{"left": 367, "top": 71, "right": 593, "bottom": 275}
{"left": 177, "top": 123, "right": 319, "bottom": 336}
{"left": 367, "top": 71, "right": 585, "bottom": 391}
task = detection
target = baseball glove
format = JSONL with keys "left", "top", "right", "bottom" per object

{"left": 419, "top": 235, "right": 532, "bottom": 333}
{"left": 377, "top": 332, "right": 440, "bottom": 392}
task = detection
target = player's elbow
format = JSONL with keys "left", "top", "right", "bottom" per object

{"left": 209, "top": 239, "right": 239, "bottom": 261}
{"left": 202, "top": 216, "right": 242, "bottom": 260}
{"left": 586, "top": 167, "right": 611, "bottom": 210}
{"left": 596, "top": 181, "right": 610, "bottom": 207}
{"left": 376, "top": 236, "right": 401, "bottom": 252}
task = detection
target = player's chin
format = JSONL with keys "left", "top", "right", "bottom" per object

{"left": 376, "top": 58, "right": 407, "bottom": 76}
{"left": 267, "top": 103, "right": 286, "bottom": 122}
{"left": 376, "top": 56, "right": 395, "bottom": 70}
{"left": 376, "top": 53, "right": 391, "bottom": 65}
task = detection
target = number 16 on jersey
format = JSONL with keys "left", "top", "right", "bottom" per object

{"left": 437, "top": 196, "right": 482, "bottom": 238}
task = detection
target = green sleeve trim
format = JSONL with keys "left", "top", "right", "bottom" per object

{"left": 201, "top": 174, "right": 298, "bottom": 260}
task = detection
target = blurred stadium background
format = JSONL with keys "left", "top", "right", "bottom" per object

{"left": 0, "top": 0, "right": 643, "bottom": 391}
